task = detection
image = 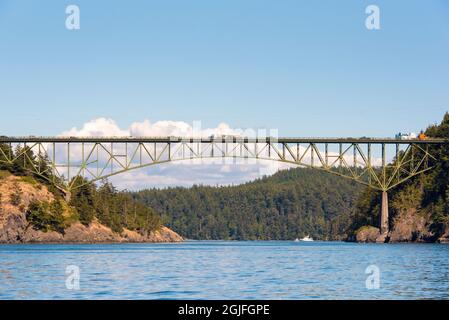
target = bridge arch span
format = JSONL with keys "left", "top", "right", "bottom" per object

{"left": 1, "top": 136, "right": 443, "bottom": 235}
{"left": 1, "top": 137, "right": 438, "bottom": 193}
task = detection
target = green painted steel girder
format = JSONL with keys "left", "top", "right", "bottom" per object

{"left": 0, "top": 136, "right": 447, "bottom": 194}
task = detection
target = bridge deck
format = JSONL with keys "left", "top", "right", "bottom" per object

{"left": 1, "top": 136, "right": 448, "bottom": 144}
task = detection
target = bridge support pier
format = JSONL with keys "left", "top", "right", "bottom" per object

{"left": 380, "top": 191, "right": 389, "bottom": 235}
{"left": 64, "top": 191, "right": 72, "bottom": 203}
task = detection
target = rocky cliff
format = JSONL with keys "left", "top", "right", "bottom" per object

{"left": 354, "top": 208, "right": 449, "bottom": 243}
{"left": 0, "top": 174, "right": 183, "bottom": 244}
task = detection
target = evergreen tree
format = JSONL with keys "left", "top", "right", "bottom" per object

{"left": 0, "top": 143, "right": 13, "bottom": 171}
{"left": 70, "top": 179, "right": 97, "bottom": 225}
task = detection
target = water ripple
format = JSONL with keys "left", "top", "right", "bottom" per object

{"left": 0, "top": 241, "right": 448, "bottom": 299}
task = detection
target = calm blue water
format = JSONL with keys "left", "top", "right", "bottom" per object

{"left": 0, "top": 241, "right": 448, "bottom": 300}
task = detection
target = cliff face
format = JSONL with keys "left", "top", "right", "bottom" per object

{"left": 0, "top": 174, "right": 183, "bottom": 244}
{"left": 10, "top": 220, "right": 183, "bottom": 244}
{"left": 353, "top": 208, "right": 449, "bottom": 243}
{"left": 388, "top": 209, "right": 433, "bottom": 242}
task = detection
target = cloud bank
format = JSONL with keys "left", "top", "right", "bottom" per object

{"left": 61, "top": 118, "right": 242, "bottom": 138}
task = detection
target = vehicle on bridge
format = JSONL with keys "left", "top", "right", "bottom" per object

{"left": 395, "top": 132, "right": 417, "bottom": 140}
{"left": 395, "top": 131, "right": 428, "bottom": 141}
{"left": 418, "top": 131, "right": 428, "bottom": 140}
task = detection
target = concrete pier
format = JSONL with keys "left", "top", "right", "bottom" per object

{"left": 380, "top": 191, "right": 389, "bottom": 234}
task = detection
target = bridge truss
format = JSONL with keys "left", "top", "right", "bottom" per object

{"left": 0, "top": 137, "right": 443, "bottom": 193}
{"left": 1, "top": 136, "right": 447, "bottom": 234}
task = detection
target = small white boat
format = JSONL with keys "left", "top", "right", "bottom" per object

{"left": 294, "top": 238, "right": 300, "bottom": 242}
{"left": 300, "top": 235, "right": 314, "bottom": 242}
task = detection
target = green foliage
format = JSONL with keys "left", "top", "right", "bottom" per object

{"left": 132, "top": 168, "right": 363, "bottom": 240}
{"left": 94, "top": 181, "right": 162, "bottom": 233}
{"left": 391, "top": 183, "right": 423, "bottom": 212}
{"left": 9, "top": 183, "right": 22, "bottom": 206}
{"left": 69, "top": 178, "right": 162, "bottom": 233}
{"left": 0, "top": 143, "right": 65, "bottom": 199}
{"left": 26, "top": 200, "right": 65, "bottom": 233}
{"left": 20, "top": 175, "right": 38, "bottom": 186}
{"left": 0, "top": 143, "right": 13, "bottom": 172}
{"left": 11, "top": 146, "right": 35, "bottom": 176}
{"left": 70, "top": 180, "right": 97, "bottom": 225}
{"left": 348, "top": 188, "right": 380, "bottom": 234}
{"left": 0, "top": 170, "right": 11, "bottom": 180}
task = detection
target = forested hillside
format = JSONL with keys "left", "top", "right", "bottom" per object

{"left": 132, "top": 168, "right": 363, "bottom": 240}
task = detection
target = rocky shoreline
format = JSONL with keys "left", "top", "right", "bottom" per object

{"left": 1, "top": 216, "right": 183, "bottom": 244}
{"left": 352, "top": 208, "right": 449, "bottom": 244}
{"left": 1, "top": 211, "right": 183, "bottom": 244}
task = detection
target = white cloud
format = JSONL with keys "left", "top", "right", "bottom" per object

{"left": 61, "top": 118, "right": 129, "bottom": 137}
{"left": 60, "top": 118, "right": 242, "bottom": 138}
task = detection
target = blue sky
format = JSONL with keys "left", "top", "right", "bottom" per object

{"left": 0, "top": 0, "right": 448, "bottom": 138}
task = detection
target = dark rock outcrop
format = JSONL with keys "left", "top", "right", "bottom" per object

{"left": 437, "top": 226, "right": 449, "bottom": 243}
{"left": 353, "top": 209, "right": 445, "bottom": 243}
{"left": 388, "top": 209, "right": 433, "bottom": 242}
{"left": 355, "top": 226, "right": 382, "bottom": 243}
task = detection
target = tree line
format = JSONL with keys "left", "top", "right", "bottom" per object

{"left": 132, "top": 168, "right": 363, "bottom": 240}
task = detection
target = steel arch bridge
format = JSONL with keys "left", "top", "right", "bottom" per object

{"left": 1, "top": 136, "right": 448, "bottom": 233}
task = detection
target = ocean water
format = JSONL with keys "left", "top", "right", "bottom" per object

{"left": 0, "top": 241, "right": 448, "bottom": 300}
